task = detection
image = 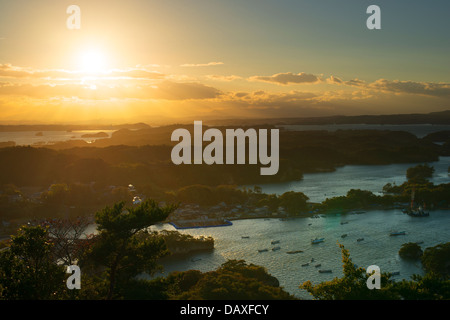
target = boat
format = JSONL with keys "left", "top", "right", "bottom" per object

{"left": 271, "top": 240, "right": 280, "bottom": 245}
{"left": 301, "top": 263, "right": 309, "bottom": 267}
{"left": 341, "top": 234, "right": 348, "bottom": 238}
{"left": 286, "top": 250, "right": 303, "bottom": 254}
{"left": 318, "top": 269, "right": 332, "bottom": 273}
{"left": 272, "top": 246, "right": 281, "bottom": 251}
{"left": 311, "top": 238, "right": 325, "bottom": 244}
{"left": 258, "top": 248, "right": 269, "bottom": 253}
{"left": 241, "top": 236, "right": 250, "bottom": 239}
{"left": 402, "top": 188, "right": 430, "bottom": 217}
{"left": 391, "top": 271, "right": 400, "bottom": 276}
{"left": 403, "top": 207, "right": 430, "bottom": 217}
{"left": 340, "top": 222, "right": 349, "bottom": 225}
{"left": 315, "top": 264, "right": 321, "bottom": 268}
{"left": 390, "top": 231, "right": 406, "bottom": 236}
{"left": 357, "top": 238, "right": 364, "bottom": 242}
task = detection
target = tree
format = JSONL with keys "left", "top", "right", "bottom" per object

{"left": 421, "top": 242, "right": 450, "bottom": 278}
{"left": 299, "top": 244, "right": 396, "bottom": 300}
{"left": 83, "top": 200, "right": 176, "bottom": 299}
{"left": 399, "top": 242, "right": 423, "bottom": 260}
{"left": 278, "top": 191, "right": 309, "bottom": 215}
{"left": 0, "top": 225, "right": 67, "bottom": 300}
{"left": 160, "top": 260, "right": 296, "bottom": 300}
{"left": 406, "top": 164, "right": 434, "bottom": 184}
{"left": 42, "top": 216, "right": 93, "bottom": 266}
{"left": 393, "top": 272, "right": 450, "bottom": 300}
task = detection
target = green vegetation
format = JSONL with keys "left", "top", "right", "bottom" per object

{"left": 300, "top": 244, "right": 397, "bottom": 299}
{"left": 319, "top": 164, "right": 450, "bottom": 213}
{"left": 159, "top": 230, "right": 214, "bottom": 255}
{"left": 421, "top": 243, "right": 450, "bottom": 278}
{"left": 399, "top": 243, "right": 423, "bottom": 260}
{"left": 300, "top": 244, "right": 450, "bottom": 300}
{"left": 406, "top": 163, "right": 435, "bottom": 184}
{"left": 0, "top": 200, "right": 294, "bottom": 300}
{"left": 145, "top": 260, "right": 297, "bottom": 300}
{"left": 0, "top": 128, "right": 446, "bottom": 189}
{"left": 0, "top": 225, "right": 67, "bottom": 299}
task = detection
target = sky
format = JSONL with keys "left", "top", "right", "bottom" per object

{"left": 0, "top": 0, "right": 449, "bottom": 125}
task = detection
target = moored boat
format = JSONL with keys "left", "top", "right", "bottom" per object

{"left": 390, "top": 231, "right": 406, "bottom": 236}
{"left": 318, "top": 269, "right": 332, "bottom": 273}
{"left": 311, "top": 237, "right": 324, "bottom": 244}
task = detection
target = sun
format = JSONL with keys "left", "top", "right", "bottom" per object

{"left": 79, "top": 49, "right": 108, "bottom": 74}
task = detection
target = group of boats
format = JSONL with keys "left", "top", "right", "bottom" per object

{"left": 301, "top": 258, "right": 332, "bottom": 273}
{"left": 257, "top": 239, "right": 282, "bottom": 253}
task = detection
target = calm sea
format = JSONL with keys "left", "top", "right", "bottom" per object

{"left": 0, "top": 130, "right": 115, "bottom": 146}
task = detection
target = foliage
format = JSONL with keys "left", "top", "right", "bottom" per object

{"left": 278, "top": 191, "right": 309, "bottom": 214}
{"left": 299, "top": 244, "right": 397, "bottom": 300}
{"left": 406, "top": 163, "right": 435, "bottom": 184}
{"left": 421, "top": 242, "right": 450, "bottom": 278}
{"left": 0, "top": 225, "right": 67, "bottom": 300}
{"left": 159, "top": 230, "right": 214, "bottom": 254}
{"left": 151, "top": 260, "right": 297, "bottom": 300}
{"left": 393, "top": 272, "right": 450, "bottom": 300}
{"left": 82, "top": 200, "right": 176, "bottom": 299}
{"left": 399, "top": 242, "right": 423, "bottom": 260}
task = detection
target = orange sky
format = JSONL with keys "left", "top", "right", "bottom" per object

{"left": 0, "top": 0, "right": 449, "bottom": 125}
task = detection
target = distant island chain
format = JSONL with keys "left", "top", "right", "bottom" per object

{"left": 170, "top": 121, "right": 280, "bottom": 176}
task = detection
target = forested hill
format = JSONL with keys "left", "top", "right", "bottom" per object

{"left": 0, "top": 129, "right": 448, "bottom": 189}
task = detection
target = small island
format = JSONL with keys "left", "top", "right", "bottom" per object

{"left": 399, "top": 242, "right": 423, "bottom": 260}
{"left": 80, "top": 132, "right": 109, "bottom": 138}
{"left": 159, "top": 230, "right": 214, "bottom": 255}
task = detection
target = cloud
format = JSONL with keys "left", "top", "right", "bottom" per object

{"left": 180, "top": 61, "right": 224, "bottom": 67}
{"left": 150, "top": 81, "right": 223, "bottom": 100}
{"left": 106, "top": 69, "right": 165, "bottom": 79}
{"left": 368, "top": 79, "right": 450, "bottom": 98}
{"left": 0, "top": 80, "right": 222, "bottom": 101}
{"left": 205, "top": 74, "right": 242, "bottom": 81}
{"left": 0, "top": 64, "right": 165, "bottom": 80}
{"left": 249, "top": 72, "right": 321, "bottom": 85}
{"left": 327, "top": 74, "right": 450, "bottom": 98}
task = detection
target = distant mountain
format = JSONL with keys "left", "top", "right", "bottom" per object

{"left": 0, "top": 122, "right": 151, "bottom": 132}
{"left": 203, "top": 110, "right": 450, "bottom": 126}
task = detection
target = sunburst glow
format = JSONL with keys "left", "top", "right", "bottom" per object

{"left": 79, "top": 49, "right": 108, "bottom": 74}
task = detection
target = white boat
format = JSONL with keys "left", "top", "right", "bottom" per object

{"left": 311, "top": 238, "right": 325, "bottom": 244}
